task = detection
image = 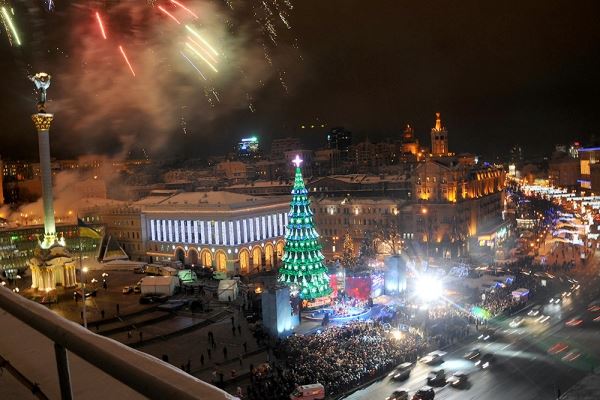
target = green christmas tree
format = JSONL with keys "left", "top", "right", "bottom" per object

{"left": 278, "top": 156, "right": 333, "bottom": 300}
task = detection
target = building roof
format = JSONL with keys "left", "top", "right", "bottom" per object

{"left": 140, "top": 191, "right": 289, "bottom": 215}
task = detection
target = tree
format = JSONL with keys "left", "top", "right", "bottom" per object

{"left": 359, "top": 230, "right": 376, "bottom": 261}
{"left": 278, "top": 158, "right": 333, "bottom": 300}
{"left": 341, "top": 232, "right": 356, "bottom": 267}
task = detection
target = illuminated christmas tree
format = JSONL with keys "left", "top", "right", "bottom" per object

{"left": 278, "top": 155, "right": 333, "bottom": 300}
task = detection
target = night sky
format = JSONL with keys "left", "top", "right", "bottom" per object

{"left": 1, "top": 0, "right": 600, "bottom": 160}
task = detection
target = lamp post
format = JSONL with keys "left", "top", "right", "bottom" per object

{"left": 421, "top": 207, "right": 429, "bottom": 269}
{"left": 82, "top": 266, "right": 88, "bottom": 329}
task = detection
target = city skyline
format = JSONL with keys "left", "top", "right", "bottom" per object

{"left": 1, "top": 1, "right": 599, "bottom": 160}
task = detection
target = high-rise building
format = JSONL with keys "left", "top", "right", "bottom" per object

{"left": 327, "top": 127, "right": 352, "bottom": 161}
{"left": 401, "top": 124, "right": 420, "bottom": 155}
{"left": 430, "top": 113, "right": 449, "bottom": 156}
{"left": 509, "top": 145, "right": 524, "bottom": 164}
{"left": 236, "top": 136, "right": 261, "bottom": 160}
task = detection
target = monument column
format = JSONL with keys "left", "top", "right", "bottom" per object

{"left": 28, "top": 72, "right": 76, "bottom": 291}
{"left": 32, "top": 113, "right": 56, "bottom": 248}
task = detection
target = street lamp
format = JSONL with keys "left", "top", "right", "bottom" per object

{"left": 421, "top": 207, "right": 430, "bottom": 268}
{"left": 82, "top": 266, "right": 89, "bottom": 329}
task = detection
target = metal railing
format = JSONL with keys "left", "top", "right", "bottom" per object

{"left": 0, "top": 286, "right": 237, "bottom": 400}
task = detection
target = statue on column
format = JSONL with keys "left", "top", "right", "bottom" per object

{"left": 30, "top": 72, "right": 52, "bottom": 113}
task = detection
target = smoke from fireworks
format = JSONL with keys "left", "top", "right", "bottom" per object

{"left": 3, "top": 0, "right": 302, "bottom": 156}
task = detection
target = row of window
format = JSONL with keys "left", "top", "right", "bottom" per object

{"left": 149, "top": 213, "right": 288, "bottom": 246}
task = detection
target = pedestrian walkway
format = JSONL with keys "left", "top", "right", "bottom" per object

{"left": 134, "top": 307, "right": 269, "bottom": 395}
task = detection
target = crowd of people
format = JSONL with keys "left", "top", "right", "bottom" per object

{"left": 245, "top": 321, "right": 427, "bottom": 398}
{"left": 479, "top": 271, "right": 542, "bottom": 316}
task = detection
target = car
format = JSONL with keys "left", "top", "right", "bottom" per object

{"left": 536, "top": 314, "right": 551, "bottom": 324}
{"left": 421, "top": 352, "right": 443, "bottom": 365}
{"left": 562, "top": 350, "right": 582, "bottom": 362}
{"left": 509, "top": 316, "right": 525, "bottom": 328}
{"left": 477, "top": 328, "right": 497, "bottom": 341}
{"left": 133, "top": 285, "right": 141, "bottom": 294}
{"left": 426, "top": 369, "right": 446, "bottom": 386}
{"left": 412, "top": 386, "right": 435, "bottom": 400}
{"left": 463, "top": 349, "right": 481, "bottom": 360}
{"left": 562, "top": 291, "right": 572, "bottom": 298}
{"left": 475, "top": 353, "right": 494, "bottom": 369}
{"left": 386, "top": 388, "right": 409, "bottom": 400}
{"left": 446, "top": 372, "right": 468, "bottom": 388}
{"left": 565, "top": 316, "right": 583, "bottom": 327}
{"left": 122, "top": 286, "right": 133, "bottom": 294}
{"left": 587, "top": 300, "right": 600, "bottom": 312}
{"left": 73, "top": 289, "right": 97, "bottom": 299}
{"left": 549, "top": 297, "right": 562, "bottom": 305}
{"left": 547, "top": 342, "right": 569, "bottom": 355}
{"left": 528, "top": 305, "right": 542, "bottom": 317}
{"left": 390, "top": 362, "right": 413, "bottom": 381}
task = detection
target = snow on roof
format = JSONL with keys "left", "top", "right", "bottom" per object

{"left": 140, "top": 191, "right": 288, "bottom": 213}
{"left": 312, "top": 174, "right": 408, "bottom": 184}
{"left": 227, "top": 180, "right": 290, "bottom": 188}
{"left": 77, "top": 197, "right": 129, "bottom": 212}
{"left": 141, "top": 275, "right": 178, "bottom": 285}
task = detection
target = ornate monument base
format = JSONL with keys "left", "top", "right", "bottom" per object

{"left": 28, "top": 244, "right": 77, "bottom": 291}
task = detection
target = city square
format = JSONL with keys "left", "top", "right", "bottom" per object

{"left": 2, "top": 2, "right": 600, "bottom": 400}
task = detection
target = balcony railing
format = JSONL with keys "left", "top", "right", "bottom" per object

{"left": 0, "top": 286, "right": 238, "bottom": 400}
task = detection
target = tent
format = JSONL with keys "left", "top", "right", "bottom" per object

{"left": 140, "top": 276, "right": 180, "bottom": 296}
{"left": 217, "top": 280, "right": 239, "bottom": 302}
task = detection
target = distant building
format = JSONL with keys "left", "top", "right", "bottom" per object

{"left": 313, "top": 148, "right": 341, "bottom": 175}
{"left": 509, "top": 145, "right": 524, "bottom": 164}
{"left": 270, "top": 137, "right": 302, "bottom": 160}
{"left": 236, "top": 136, "right": 261, "bottom": 160}
{"left": 577, "top": 147, "right": 600, "bottom": 190}
{"left": 400, "top": 124, "right": 420, "bottom": 156}
{"left": 215, "top": 161, "right": 256, "bottom": 182}
{"left": 430, "top": 113, "right": 449, "bottom": 156}
{"left": 327, "top": 127, "right": 352, "bottom": 161}
{"left": 350, "top": 140, "right": 396, "bottom": 173}
{"left": 0, "top": 156, "right": 4, "bottom": 205}
{"left": 548, "top": 157, "right": 580, "bottom": 189}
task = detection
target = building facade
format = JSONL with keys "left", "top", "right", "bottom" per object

{"left": 312, "top": 197, "right": 407, "bottom": 258}
{"left": 412, "top": 159, "right": 506, "bottom": 257}
{"left": 140, "top": 192, "right": 289, "bottom": 274}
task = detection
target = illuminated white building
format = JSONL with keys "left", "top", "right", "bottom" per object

{"left": 141, "top": 191, "right": 288, "bottom": 274}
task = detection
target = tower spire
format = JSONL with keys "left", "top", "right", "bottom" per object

{"left": 431, "top": 112, "right": 448, "bottom": 156}
{"left": 435, "top": 112, "right": 442, "bottom": 131}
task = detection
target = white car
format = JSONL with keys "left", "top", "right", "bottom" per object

{"left": 509, "top": 317, "right": 524, "bottom": 328}
{"left": 421, "top": 352, "right": 444, "bottom": 365}
{"left": 536, "top": 314, "right": 550, "bottom": 324}
{"left": 528, "top": 305, "right": 542, "bottom": 317}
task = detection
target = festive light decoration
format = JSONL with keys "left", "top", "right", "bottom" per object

{"left": 278, "top": 157, "right": 332, "bottom": 300}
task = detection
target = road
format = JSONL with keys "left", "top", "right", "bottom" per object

{"left": 346, "top": 274, "right": 600, "bottom": 400}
